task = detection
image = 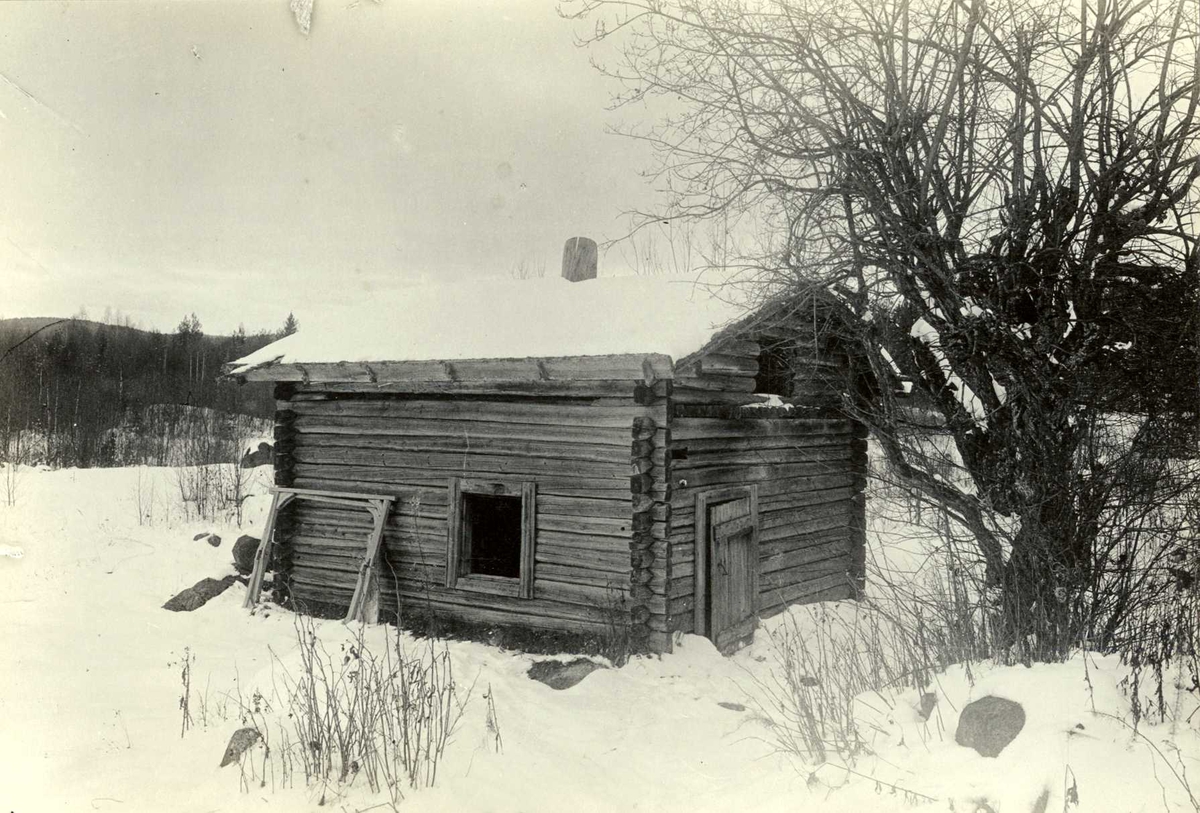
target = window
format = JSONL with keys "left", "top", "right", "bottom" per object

{"left": 754, "top": 339, "right": 795, "bottom": 396}
{"left": 446, "top": 478, "right": 536, "bottom": 598}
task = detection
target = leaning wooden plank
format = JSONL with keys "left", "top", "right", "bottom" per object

{"left": 344, "top": 497, "right": 393, "bottom": 624}
{"left": 244, "top": 490, "right": 294, "bottom": 608}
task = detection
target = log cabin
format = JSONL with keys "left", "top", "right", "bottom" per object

{"left": 225, "top": 239, "right": 869, "bottom": 654}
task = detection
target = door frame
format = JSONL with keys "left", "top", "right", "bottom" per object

{"left": 693, "top": 484, "right": 760, "bottom": 638}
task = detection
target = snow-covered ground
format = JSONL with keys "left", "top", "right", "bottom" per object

{"left": 2, "top": 465, "right": 1198, "bottom": 812}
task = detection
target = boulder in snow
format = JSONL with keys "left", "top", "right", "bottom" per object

{"left": 219, "top": 727, "right": 262, "bottom": 767}
{"left": 527, "top": 658, "right": 605, "bottom": 690}
{"left": 232, "top": 535, "right": 260, "bottom": 575}
{"left": 955, "top": 695, "right": 1025, "bottom": 757}
{"left": 240, "top": 442, "right": 274, "bottom": 469}
{"left": 163, "top": 575, "right": 239, "bottom": 612}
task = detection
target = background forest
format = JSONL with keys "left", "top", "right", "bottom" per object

{"left": 0, "top": 314, "right": 285, "bottom": 469}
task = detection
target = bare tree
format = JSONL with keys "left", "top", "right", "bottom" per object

{"left": 569, "top": 0, "right": 1200, "bottom": 659}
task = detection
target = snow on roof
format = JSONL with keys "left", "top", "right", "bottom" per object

{"left": 228, "top": 274, "right": 759, "bottom": 374}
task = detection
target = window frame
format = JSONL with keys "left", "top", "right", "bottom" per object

{"left": 445, "top": 477, "right": 536, "bottom": 599}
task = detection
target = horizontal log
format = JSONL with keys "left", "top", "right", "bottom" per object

{"left": 289, "top": 397, "right": 651, "bottom": 428}
{"left": 292, "top": 568, "right": 629, "bottom": 621}
{"left": 672, "top": 526, "right": 850, "bottom": 568}
{"left": 672, "top": 460, "right": 855, "bottom": 490}
{"left": 535, "top": 578, "right": 630, "bottom": 607}
{"left": 291, "top": 446, "right": 631, "bottom": 482}
{"left": 671, "top": 485, "right": 855, "bottom": 529}
{"left": 759, "top": 512, "right": 850, "bottom": 543}
{"left": 295, "top": 417, "right": 635, "bottom": 447}
{"left": 760, "top": 542, "right": 849, "bottom": 576}
{"left": 537, "top": 514, "right": 637, "bottom": 539}
{"left": 534, "top": 528, "right": 643, "bottom": 551}
{"left": 296, "top": 432, "right": 664, "bottom": 467}
{"left": 759, "top": 586, "right": 855, "bottom": 619}
{"left": 293, "top": 379, "right": 664, "bottom": 398}
{"left": 534, "top": 544, "right": 631, "bottom": 573}
{"left": 671, "top": 445, "right": 851, "bottom": 470}
{"left": 389, "top": 579, "right": 620, "bottom": 626}
{"left": 672, "top": 374, "right": 758, "bottom": 393}
{"left": 296, "top": 501, "right": 449, "bottom": 525}
{"left": 671, "top": 472, "right": 860, "bottom": 507}
{"left": 759, "top": 500, "right": 853, "bottom": 531}
{"left": 536, "top": 563, "right": 631, "bottom": 590}
{"left": 708, "top": 339, "right": 760, "bottom": 357}
{"left": 670, "top": 388, "right": 767, "bottom": 406}
{"left": 538, "top": 494, "right": 645, "bottom": 519}
{"left": 672, "top": 418, "right": 855, "bottom": 440}
{"left": 293, "top": 463, "right": 634, "bottom": 496}
{"left": 698, "top": 353, "right": 760, "bottom": 377}
{"left": 672, "top": 433, "right": 854, "bottom": 454}
{"left": 759, "top": 527, "right": 853, "bottom": 559}
{"left": 758, "top": 571, "right": 856, "bottom": 607}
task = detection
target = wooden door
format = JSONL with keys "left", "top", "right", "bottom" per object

{"left": 695, "top": 486, "right": 759, "bottom": 653}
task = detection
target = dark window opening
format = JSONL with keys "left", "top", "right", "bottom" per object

{"left": 462, "top": 492, "right": 522, "bottom": 579}
{"left": 755, "top": 341, "right": 795, "bottom": 396}
{"left": 671, "top": 446, "right": 689, "bottom": 461}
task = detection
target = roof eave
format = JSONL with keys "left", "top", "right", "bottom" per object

{"left": 223, "top": 353, "right": 675, "bottom": 385}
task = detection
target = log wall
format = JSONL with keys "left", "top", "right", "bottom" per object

{"left": 667, "top": 417, "right": 866, "bottom": 632}
{"left": 275, "top": 386, "right": 663, "bottom": 640}
{"left": 665, "top": 327, "right": 868, "bottom": 635}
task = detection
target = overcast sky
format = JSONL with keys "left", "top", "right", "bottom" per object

{"left": 0, "top": 0, "right": 663, "bottom": 334}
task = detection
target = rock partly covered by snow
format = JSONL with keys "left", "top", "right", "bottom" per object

{"left": 527, "top": 658, "right": 606, "bottom": 690}
{"left": 240, "top": 442, "right": 274, "bottom": 469}
{"left": 218, "top": 727, "right": 262, "bottom": 768}
{"left": 232, "top": 535, "right": 259, "bottom": 575}
{"left": 162, "top": 575, "right": 239, "bottom": 612}
{"left": 955, "top": 695, "right": 1026, "bottom": 757}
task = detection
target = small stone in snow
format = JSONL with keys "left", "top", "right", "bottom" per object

{"left": 527, "top": 658, "right": 605, "bottom": 690}
{"left": 717, "top": 701, "right": 746, "bottom": 712}
{"left": 207, "top": 534, "right": 221, "bottom": 547}
{"left": 193, "top": 532, "right": 209, "bottom": 541}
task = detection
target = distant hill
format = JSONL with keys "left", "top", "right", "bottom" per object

{"left": 0, "top": 317, "right": 278, "bottom": 468}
